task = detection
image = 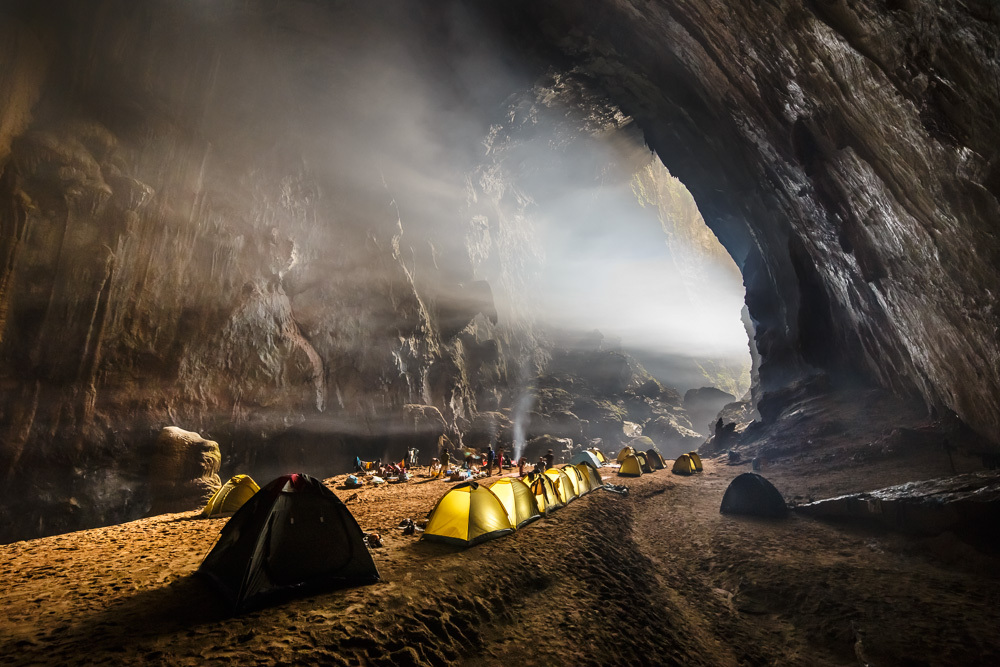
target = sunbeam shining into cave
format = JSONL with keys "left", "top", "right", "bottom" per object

{"left": 466, "top": 74, "right": 752, "bottom": 403}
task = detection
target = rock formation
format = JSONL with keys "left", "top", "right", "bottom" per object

{"left": 683, "top": 387, "right": 738, "bottom": 437}
{"left": 643, "top": 415, "right": 706, "bottom": 459}
{"left": 795, "top": 471, "right": 1000, "bottom": 536}
{"left": 492, "top": 0, "right": 1000, "bottom": 442}
{"left": 147, "top": 426, "right": 221, "bottom": 515}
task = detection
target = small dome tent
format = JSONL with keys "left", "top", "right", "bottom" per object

{"left": 562, "top": 464, "right": 587, "bottom": 495}
{"left": 526, "top": 473, "right": 563, "bottom": 513}
{"left": 424, "top": 481, "right": 514, "bottom": 547}
{"left": 672, "top": 454, "right": 697, "bottom": 475}
{"left": 571, "top": 450, "right": 602, "bottom": 469}
{"left": 544, "top": 468, "right": 578, "bottom": 504}
{"left": 590, "top": 448, "right": 607, "bottom": 464}
{"left": 688, "top": 451, "right": 704, "bottom": 472}
{"left": 644, "top": 449, "right": 666, "bottom": 470}
{"left": 202, "top": 474, "right": 260, "bottom": 517}
{"left": 489, "top": 478, "right": 542, "bottom": 529}
{"left": 720, "top": 473, "right": 787, "bottom": 518}
{"left": 616, "top": 446, "right": 636, "bottom": 463}
{"left": 635, "top": 452, "right": 654, "bottom": 473}
{"left": 563, "top": 464, "right": 589, "bottom": 495}
{"left": 618, "top": 454, "right": 643, "bottom": 477}
{"left": 198, "top": 473, "right": 379, "bottom": 614}
{"left": 577, "top": 462, "right": 603, "bottom": 491}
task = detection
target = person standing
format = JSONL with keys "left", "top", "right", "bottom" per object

{"left": 441, "top": 445, "right": 450, "bottom": 471}
{"left": 486, "top": 445, "right": 496, "bottom": 476}
{"left": 545, "top": 449, "right": 554, "bottom": 469}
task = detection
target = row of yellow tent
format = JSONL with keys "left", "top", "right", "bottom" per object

{"left": 423, "top": 460, "right": 606, "bottom": 547}
{"left": 615, "top": 444, "right": 703, "bottom": 476}
{"left": 201, "top": 445, "right": 702, "bottom": 524}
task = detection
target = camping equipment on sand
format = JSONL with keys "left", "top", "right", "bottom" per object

{"left": 489, "top": 478, "right": 542, "bottom": 529}
{"left": 198, "top": 473, "right": 379, "bottom": 614}
{"left": 644, "top": 449, "right": 666, "bottom": 470}
{"left": 672, "top": 454, "right": 697, "bottom": 475}
{"left": 720, "top": 472, "right": 788, "bottom": 518}
{"left": 618, "top": 454, "right": 643, "bottom": 477}
{"left": 635, "top": 452, "right": 654, "bottom": 473}
{"left": 423, "top": 481, "right": 514, "bottom": 547}
{"left": 525, "top": 472, "right": 564, "bottom": 513}
{"left": 688, "top": 451, "right": 704, "bottom": 472}
{"left": 202, "top": 474, "right": 260, "bottom": 517}
{"left": 576, "top": 462, "right": 603, "bottom": 491}
{"left": 544, "top": 468, "right": 578, "bottom": 504}
{"left": 565, "top": 464, "right": 591, "bottom": 495}
{"left": 616, "top": 446, "right": 636, "bottom": 463}
{"left": 570, "top": 450, "right": 603, "bottom": 469}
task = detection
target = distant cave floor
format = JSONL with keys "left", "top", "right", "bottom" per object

{"left": 2, "top": 452, "right": 999, "bottom": 665}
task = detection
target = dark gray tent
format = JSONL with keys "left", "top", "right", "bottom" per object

{"left": 720, "top": 473, "right": 787, "bottom": 518}
{"left": 198, "top": 473, "right": 379, "bottom": 614}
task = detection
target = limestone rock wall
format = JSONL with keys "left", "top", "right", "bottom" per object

{"left": 0, "top": 0, "right": 526, "bottom": 541}
{"left": 497, "top": 0, "right": 1000, "bottom": 442}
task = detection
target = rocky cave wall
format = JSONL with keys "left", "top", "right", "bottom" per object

{"left": 1, "top": 0, "right": 998, "bottom": 539}
{"left": 0, "top": 0, "right": 541, "bottom": 539}
{"left": 493, "top": 0, "right": 1000, "bottom": 439}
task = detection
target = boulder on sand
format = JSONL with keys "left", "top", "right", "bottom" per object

{"left": 794, "top": 472, "right": 1000, "bottom": 536}
{"left": 720, "top": 472, "right": 787, "bottom": 518}
{"left": 149, "top": 426, "right": 222, "bottom": 515}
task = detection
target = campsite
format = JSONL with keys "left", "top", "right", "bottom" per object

{"left": 3, "top": 449, "right": 1000, "bottom": 666}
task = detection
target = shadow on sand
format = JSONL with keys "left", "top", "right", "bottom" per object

{"left": 65, "top": 572, "right": 231, "bottom": 648}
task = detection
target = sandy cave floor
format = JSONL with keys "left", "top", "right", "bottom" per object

{"left": 2, "top": 454, "right": 1000, "bottom": 666}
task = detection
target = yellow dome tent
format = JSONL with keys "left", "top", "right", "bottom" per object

{"left": 544, "top": 468, "right": 578, "bottom": 504}
{"left": 672, "top": 454, "right": 697, "bottom": 475}
{"left": 688, "top": 451, "right": 704, "bottom": 472}
{"left": 526, "top": 473, "right": 563, "bottom": 513}
{"left": 202, "top": 474, "right": 260, "bottom": 518}
{"left": 618, "top": 454, "right": 643, "bottom": 477}
{"left": 577, "top": 462, "right": 603, "bottom": 491}
{"left": 424, "top": 482, "right": 514, "bottom": 547}
{"left": 616, "top": 446, "right": 635, "bottom": 463}
{"left": 635, "top": 451, "right": 654, "bottom": 473}
{"left": 489, "top": 478, "right": 541, "bottom": 529}
{"left": 562, "top": 464, "right": 588, "bottom": 495}
{"left": 590, "top": 448, "right": 607, "bottom": 464}
{"left": 645, "top": 449, "right": 666, "bottom": 470}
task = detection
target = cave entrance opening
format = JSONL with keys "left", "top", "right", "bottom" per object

{"left": 466, "top": 74, "right": 754, "bottom": 406}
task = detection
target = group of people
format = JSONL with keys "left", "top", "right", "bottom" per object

{"left": 429, "top": 444, "right": 557, "bottom": 479}
{"left": 354, "top": 456, "right": 410, "bottom": 480}
{"left": 360, "top": 443, "right": 561, "bottom": 482}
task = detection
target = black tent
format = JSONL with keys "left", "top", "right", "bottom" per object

{"left": 198, "top": 473, "right": 380, "bottom": 613}
{"left": 720, "top": 472, "right": 788, "bottom": 518}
